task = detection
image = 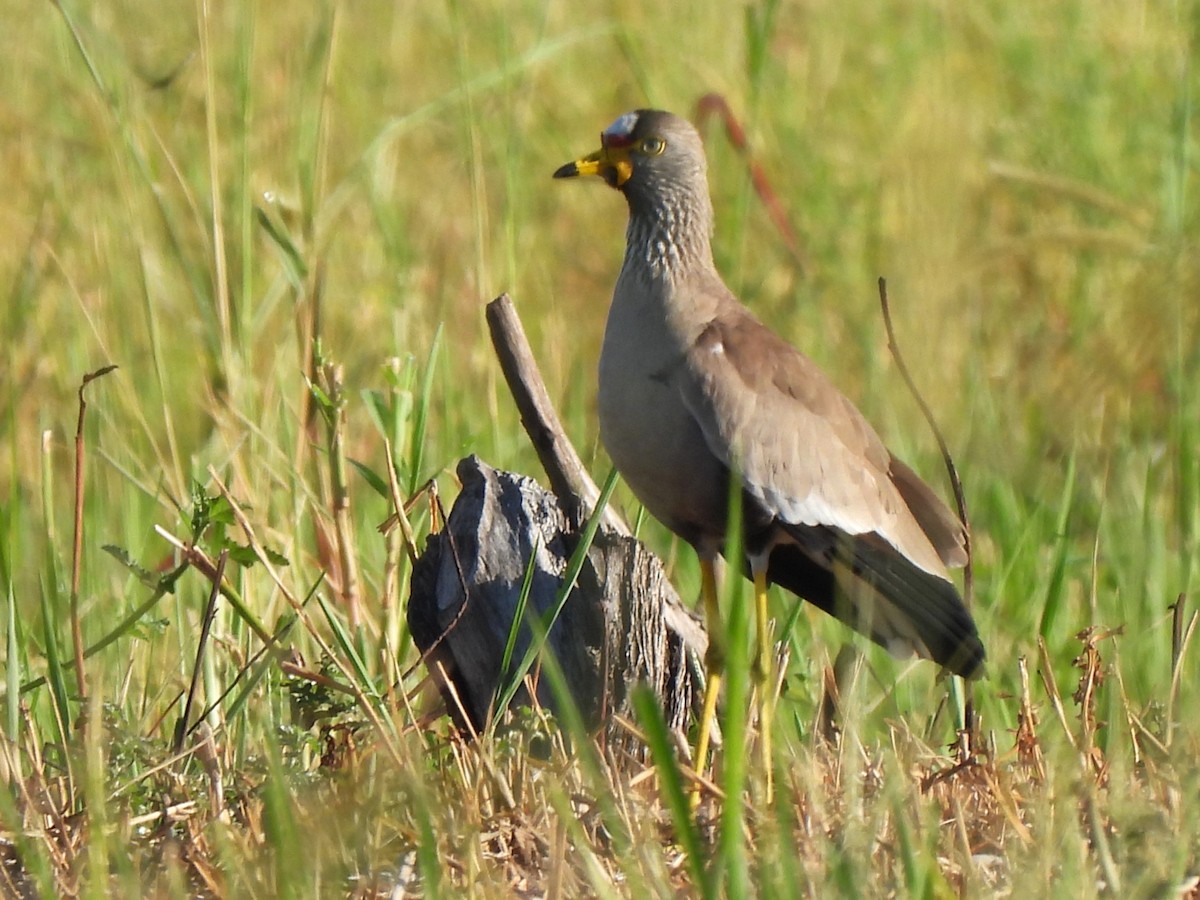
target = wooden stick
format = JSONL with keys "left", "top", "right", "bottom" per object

{"left": 485, "top": 294, "right": 630, "bottom": 536}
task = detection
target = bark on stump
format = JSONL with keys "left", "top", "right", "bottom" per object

{"left": 408, "top": 455, "right": 706, "bottom": 742}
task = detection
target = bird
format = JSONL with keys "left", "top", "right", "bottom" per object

{"left": 553, "top": 109, "right": 985, "bottom": 787}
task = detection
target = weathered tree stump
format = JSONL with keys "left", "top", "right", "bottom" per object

{"left": 408, "top": 456, "right": 705, "bottom": 738}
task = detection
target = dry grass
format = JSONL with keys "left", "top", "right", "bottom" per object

{"left": 5, "top": 620, "right": 1196, "bottom": 896}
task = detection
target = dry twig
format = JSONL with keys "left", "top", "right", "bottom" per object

{"left": 69, "top": 364, "right": 118, "bottom": 704}
{"left": 877, "top": 277, "right": 978, "bottom": 743}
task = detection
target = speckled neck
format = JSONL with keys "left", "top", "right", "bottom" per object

{"left": 621, "top": 172, "right": 716, "bottom": 285}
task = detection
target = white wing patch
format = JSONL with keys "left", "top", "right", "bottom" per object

{"left": 754, "top": 481, "right": 880, "bottom": 536}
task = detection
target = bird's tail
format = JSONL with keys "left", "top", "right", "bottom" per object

{"left": 765, "top": 527, "right": 986, "bottom": 679}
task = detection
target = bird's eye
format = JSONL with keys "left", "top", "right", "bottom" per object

{"left": 639, "top": 136, "right": 666, "bottom": 156}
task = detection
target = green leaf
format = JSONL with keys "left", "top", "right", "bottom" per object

{"left": 349, "top": 457, "right": 391, "bottom": 499}
{"left": 101, "top": 545, "right": 162, "bottom": 590}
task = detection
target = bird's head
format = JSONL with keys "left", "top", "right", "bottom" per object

{"left": 553, "top": 109, "right": 707, "bottom": 205}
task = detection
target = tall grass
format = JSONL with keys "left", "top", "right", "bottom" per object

{"left": 0, "top": 0, "right": 1197, "bottom": 895}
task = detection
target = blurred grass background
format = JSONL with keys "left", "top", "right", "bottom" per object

{"left": 1, "top": 0, "right": 1198, "bottom": 895}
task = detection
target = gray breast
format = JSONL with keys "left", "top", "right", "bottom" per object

{"left": 597, "top": 281, "right": 727, "bottom": 548}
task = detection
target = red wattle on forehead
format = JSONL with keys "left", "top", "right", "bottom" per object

{"left": 601, "top": 112, "right": 638, "bottom": 148}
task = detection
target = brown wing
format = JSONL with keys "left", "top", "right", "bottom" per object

{"left": 888, "top": 455, "right": 968, "bottom": 568}
{"left": 675, "top": 302, "right": 956, "bottom": 577}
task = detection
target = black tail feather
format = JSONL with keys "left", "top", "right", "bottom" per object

{"left": 761, "top": 526, "right": 985, "bottom": 679}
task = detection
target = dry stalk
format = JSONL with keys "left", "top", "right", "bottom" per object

{"left": 318, "top": 360, "right": 363, "bottom": 630}
{"left": 69, "top": 364, "right": 118, "bottom": 705}
{"left": 693, "top": 93, "right": 811, "bottom": 274}
{"left": 1014, "top": 656, "right": 1045, "bottom": 780}
{"left": 1167, "top": 593, "right": 1198, "bottom": 748}
{"left": 376, "top": 475, "right": 436, "bottom": 550}
{"left": 1072, "top": 625, "right": 1121, "bottom": 782}
{"left": 398, "top": 478, "right": 477, "bottom": 695}
{"left": 877, "top": 278, "right": 978, "bottom": 742}
{"left": 1037, "top": 636, "right": 1078, "bottom": 751}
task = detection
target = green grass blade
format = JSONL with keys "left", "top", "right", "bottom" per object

{"left": 316, "top": 592, "right": 378, "bottom": 701}
{"left": 407, "top": 324, "right": 443, "bottom": 496}
{"left": 491, "top": 467, "right": 619, "bottom": 721}
{"left": 491, "top": 533, "right": 541, "bottom": 716}
{"left": 5, "top": 581, "right": 19, "bottom": 740}
{"left": 632, "top": 685, "right": 710, "bottom": 894}
{"left": 1038, "top": 452, "right": 1078, "bottom": 639}
{"left": 38, "top": 574, "right": 70, "bottom": 735}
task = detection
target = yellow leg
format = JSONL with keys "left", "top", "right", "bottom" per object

{"left": 691, "top": 557, "right": 723, "bottom": 807}
{"left": 753, "top": 568, "right": 775, "bottom": 802}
